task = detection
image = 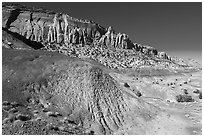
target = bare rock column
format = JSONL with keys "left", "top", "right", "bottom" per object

{"left": 72, "top": 27, "right": 79, "bottom": 44}
{"left": 53, "top": 14, "right": 59, "bottom": 42}
{"left": 68, "top": 28, "right": 73, "bottom": 44}
{"left": 63, "top": 14, "right": 69, "bottom": 43}
{"left": 77, "top": 28, "right": 84, "bottom": 44}
{"left": 57, "top": 19, "right": 64, "bottom": 43}
{"left": 115, "top": 33, "right": 120, "bottom": 48}
{"left": 82, "top": 29, "right": 87, "bottom": 44}
{"left": 122, "top": 34, "right": 128, "bottom": 49}
{"left": 36, "top": 20, "right": 45, "bottom": 42}
{"left": 33, "top": 22, "right": 40, "bottom": 41}
{"left": 25, "top": 13, "right": 34, "bottom": 40}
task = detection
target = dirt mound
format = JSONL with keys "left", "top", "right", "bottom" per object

{"left": 2, "top": 48, "right": 157, "bottom": 134}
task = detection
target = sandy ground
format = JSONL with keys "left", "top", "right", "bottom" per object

{"left": 2, "top": 48, "right": 202, "bottom": 135}
{"left": 110, "top": 71, "right": 202, "bottom": 135}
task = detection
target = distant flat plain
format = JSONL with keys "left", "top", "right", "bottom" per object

{"left": 168, "top": 51, "right": 202, "bottom": 65}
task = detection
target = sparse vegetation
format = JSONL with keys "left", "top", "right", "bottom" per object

{"left": 184, "top": 81, "right": 188, "bottom": 84}
{"left": 136, "top": 91, "right": 142, "bottom": 97}
{"left": 199, "top": 92, "right": 202, "bottom": 99}
{"left": 124, "top": 82, "right": 130, "bottom": 88}
{"left": 193, "top": 89, "right": 200, "bottom": 94}
{"left": 176, "top": 94, "right": 194, "bottom": 102}
{"left": 183, "top": 89, "right": 188, "bottom": 94}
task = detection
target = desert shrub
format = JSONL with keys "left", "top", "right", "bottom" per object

{"left": 199, "top": 92, "right": 202, "bottom": 99}
{"left": 89, "top": 130, "right": 94, "bottom": 135}
{"left": 16, "top": 114, "right": 31, "bottom": 121}
{"left": 176, "top": 94, "right": 194, "bottom": 102}
{"left": 183, "top": 89, "right": 188, "bottom": 94}
{"left": 124, "top": 83, "right": 130, "bottom": 88}
{"left": 135, "top": 91, "right": 142, "bottom": 97}
{"left": 184, "top": 91, "right": 188, "bottom": 94}
{"left": 193, "top": 89, "right": 200, "bottom": 94}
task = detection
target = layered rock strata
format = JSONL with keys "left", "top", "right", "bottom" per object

{"left": 2, "top": 3, "right": 167, "bottom": 59}
{"left": 3, "top": 4, "right": 194, "bottom": 72}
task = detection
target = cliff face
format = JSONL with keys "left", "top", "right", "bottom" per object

{"left": 2, "top": 4, "right": 106, "bottom": 45}
{"left": 2, "top": 3, "right": 159, "bottom": 55}
{"left": 2, "top": 3, "right": 200, "bottom": 71}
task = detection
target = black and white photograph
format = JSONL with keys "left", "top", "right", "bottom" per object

{"left": 1, "top": 1, "right": 202, "bottom": 135}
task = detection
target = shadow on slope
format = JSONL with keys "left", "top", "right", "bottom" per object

{"left": 2, "top": 28, "right": 44, "bottom": 49}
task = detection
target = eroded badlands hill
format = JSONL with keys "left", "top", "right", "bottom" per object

{"left": 3, "top": 48, "right": 201, "bottom": 135}
{"left": 2, "top": 48, "right": 158, "bottom": 134}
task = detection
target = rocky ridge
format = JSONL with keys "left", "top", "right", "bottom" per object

{"left": 2, "top": 3, "right": 200, "bottom": 72}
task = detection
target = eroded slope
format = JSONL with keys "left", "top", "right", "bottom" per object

{"left": 3, "top": 48, "right": 197, "bottom": 135}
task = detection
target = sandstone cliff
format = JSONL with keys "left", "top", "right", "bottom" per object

{"left": 2, "top": 3, "right": 200, "bottom": 72}
{"left": 2, "top": 3, "right": 161, "bottom": 56}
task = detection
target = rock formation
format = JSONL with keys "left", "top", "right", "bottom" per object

{"left": 2, "top": 3, "right": 199, "bottom": 71}
{"left": 2, "top": 4, "right": 146, "bottom": 53}
{"left": 158, "top": 51, "right": 168, "bottom": 59}
{"left": 2, "top": 4, "right": 106, "bottom": 46}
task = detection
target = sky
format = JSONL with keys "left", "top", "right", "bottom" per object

{"left": 7, "top": 2, "right": 202, "bottom": 62}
